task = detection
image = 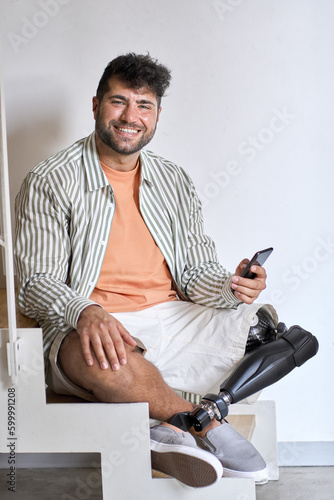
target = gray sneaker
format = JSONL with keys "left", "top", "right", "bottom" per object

{"left": 195, "top": 422, "right": 268, "bottom": 484}
{"left": 150, "top": 425, "right": 223, "bottom": 487}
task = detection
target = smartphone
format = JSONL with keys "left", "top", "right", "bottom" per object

{"left": 241, "top": 247, "right": 273, "bottom": 279}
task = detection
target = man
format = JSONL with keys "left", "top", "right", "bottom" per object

{"left": 15, "top": 53, "right": 277, "bottom": 488}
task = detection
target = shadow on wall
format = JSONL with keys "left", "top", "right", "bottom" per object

{"left": 1, "top": 89, "right": 72, "bottom": 288}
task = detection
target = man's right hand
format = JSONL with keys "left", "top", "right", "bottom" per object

{"left": 76, "top": 305, "right": 137, "bottom": 371}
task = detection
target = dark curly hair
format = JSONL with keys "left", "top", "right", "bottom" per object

{"left": 96, "top": 53, "right": 172, "bottom": 107}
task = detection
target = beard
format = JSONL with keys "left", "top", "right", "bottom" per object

{"left": 95, "top": 112, "right": 157, "bottom": 156}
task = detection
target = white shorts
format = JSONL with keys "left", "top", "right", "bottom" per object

{"left": 47, "top": 300, "right": 277, "bottom": 400}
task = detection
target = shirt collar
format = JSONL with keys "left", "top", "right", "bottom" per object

{"left": 139, "top": 150, "right": 155, "bottom": 187}
{"left": 82, "top": 132, "right": 109, "bottom": 191}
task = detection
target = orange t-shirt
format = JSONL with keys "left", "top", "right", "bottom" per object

{"left": 89, "top": 161, "right": 177, "bottom": 312}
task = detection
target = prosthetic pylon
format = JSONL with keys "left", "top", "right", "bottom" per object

{"left": 169, "top": 324, "right": 319, "bottom": 432}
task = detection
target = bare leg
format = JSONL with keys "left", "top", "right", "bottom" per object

{"left": 58, "top": 330, "right": 194, "bottom": 422}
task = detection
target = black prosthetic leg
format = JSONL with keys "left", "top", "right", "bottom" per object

{"left": 169, "top": 324, "right": 319, "bottom": 432}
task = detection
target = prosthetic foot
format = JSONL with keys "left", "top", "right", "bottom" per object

{"left": 169, "top": 322, "right": 319, "bottom": 432}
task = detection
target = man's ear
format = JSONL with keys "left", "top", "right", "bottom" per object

{"left": 157, "top": 107, "right": 162, "bottom": 122}
{"left": 92, "top": 97, "right": 99, "bottom": 120}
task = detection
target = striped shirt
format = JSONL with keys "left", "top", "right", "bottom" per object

{"left": 14, "top": 132, "right": 241, "bottom": 363}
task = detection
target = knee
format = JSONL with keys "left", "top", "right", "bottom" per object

{"left": 57, "top": 331, "right": 145, "bottom": 402}
{"left": 90, "top": 350, "right": 144, "bottom": 403}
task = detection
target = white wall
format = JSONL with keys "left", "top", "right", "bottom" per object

{"left": 1, "top": 0, "right": 333, "bottom": 446}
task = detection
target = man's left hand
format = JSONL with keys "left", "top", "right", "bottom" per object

{"left": 231, "top": 259, "right": 267, "bottom": 304}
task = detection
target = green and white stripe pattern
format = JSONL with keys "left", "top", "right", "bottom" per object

{"left": 14, "top": 132, "right": 240, "bottom": 365}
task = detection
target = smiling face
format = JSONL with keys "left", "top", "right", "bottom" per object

{"left": 93, "top": 76, "right": 161, "bottom": 157}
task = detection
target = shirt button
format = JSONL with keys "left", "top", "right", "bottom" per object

{"left": 100, "top": 240, "right": 106, "bottom": 246}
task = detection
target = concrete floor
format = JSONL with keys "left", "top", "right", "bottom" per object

{"left": 0, "top": 467, "right": 333, "bottom": 500}
{"left": 256, "top": 467, "right": 334, "bottom": 500}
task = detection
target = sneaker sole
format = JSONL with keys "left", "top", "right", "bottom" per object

{"left": 150, "top": 439, "right": 223, "bottom": 488}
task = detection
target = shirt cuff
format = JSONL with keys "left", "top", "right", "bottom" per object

{"left": 221, "top": 275, "right": 243, "bottom": 307}
{"left": 64, "top": 296, "right": 103, "bottom": 330}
